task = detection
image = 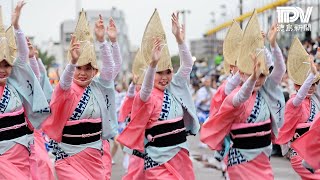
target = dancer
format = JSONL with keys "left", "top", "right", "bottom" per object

{"left": 277, "top": 38, "right": 320, "bottom": 179}
{"left": 0, "top": 1, "right": 50, "bottom": 179}
{"left": 200, "top": 10, "right": 285, "bottom": 180}
{"left": 117, "top": 10, "right": 199, "bottom": 180}
{"left": 41, "top": 10, "right": 120, "bottom": 179}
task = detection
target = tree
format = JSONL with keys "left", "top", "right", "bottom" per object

{"left": 38, "top": 50, "right": 56, "bottom": 72}
{"left": 171, "top": 55, "right": 180, "bottom": 72}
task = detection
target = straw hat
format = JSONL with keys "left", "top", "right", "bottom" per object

{"left": 237, "top": 10, "right": 268, "bottom": 76}
{"left": 0, "top": 7, "right": 12, "bottom": 65}
{"left": 132, "top": 48, "right": 148, "bottom": 85}
{"left": 287, "top": 37, "right": 320, "bottom": 85}
{"left": 5, "top": 25, "right": 17, "bottom": 65}
{"left": 223, "top": 60, "right": 231, "bottom": 75}
{"left": 141, "top": 9, "right": 172, "bottom": 72}
{"left": 223, "top": 20, "right": 242, "bottom": 67}
{"left": 68, "top": 9, "right": 97, "bottom": 69}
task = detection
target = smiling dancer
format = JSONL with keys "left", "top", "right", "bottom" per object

{"left": 117, "top": 10, "right": 199, "bottom": 180}
{"left": 41, "top": 10, "right": 120, "bottom": 179}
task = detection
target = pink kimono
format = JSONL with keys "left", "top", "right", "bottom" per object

{"left": 277, "top": 73, "right": 320, "bottom": 179}
{"left": 291, "top": 113, "right": 320, "bottom": 173}
{"left": 118, "top": 95, "right": 134, "bottom": 123}
{"left": 118, "top": 88, "right": 196, "bottom": 180}
{"left": 119, "top": 84, "right": 145, "bottom": 180}
{"left": 0, "top": 28, "right": 50, "bottom": 179}
{"left": 118, "top": 43, "right": 199, "bottom": 180}
{"left": 209, "top": 81, "right": 227, "bottom": 117}
{"left": 201, "top": 44, "right": 286, "bottom": 180}
{"left": 42, "top": 40, "right": 120, "bottom": 180}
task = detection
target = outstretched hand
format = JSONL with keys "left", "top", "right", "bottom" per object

{"left": 171, "top": 12, "right": 183, "bottom": 44}
{"left": 26, "top": 37, "right": 35, "bottom": 58}
{"left": 251, "top": 53, "right": 262, "bottom": 80}
{"left": 12, "top": 1, "right": 26, "bottom": 29}
{"left": 150, "top": 38, "right": 163, "bottom": 68}
{"left": 70, "top": 34, "right": 80, "bottom": 64}
{"left": 309, "top": 55, "right": 317, "bottom": 75}
{"left": 95, "top": 14, "right": 105, "bottom": 43}
{"left": 107, "top": 18, "right": 117, "bottom": 43}
{"left": 268, "top": 22, "right": 278, "bottom": 48}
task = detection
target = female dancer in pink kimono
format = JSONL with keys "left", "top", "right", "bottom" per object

{"left": 200, "top": 14, "right": 286, "bottom": 179}
{"left": 41, "top": 12, "right": 120, "bottom": 180}
{"left": 0, "top": 1, "right": 50, "bottom": 179}
{"left": 202, "top": 21, "right": 282, "bottom": 171}
{"left": 117, "top": 11, "right": 199, "bottom": 180}
{"left": 277, "top": 45, "right": 320, "bottom": 179}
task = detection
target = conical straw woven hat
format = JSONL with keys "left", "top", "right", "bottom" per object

{"left": 5, "top": 25, "right": 16, "bottom": 65}
{"left": 287, "top": 37, "right": 319, "bottom": 85}
{"left": 237, "top": 10, "right": 268, "bottom": 75}
{"left": 132, "top": 48, "right": 148, "bottom": 85}
{"left": 68, "top": 9, "right": 97, "bottom": 69}
{"left": 223, "top": 20, "right": 242, "bottom": 67}
{"left": 223, "top": 60, "right": 231, "bottom": 75}
{"left": 141, "top": 9, "right": 172, "bottom": 72}
{"left": 0, "top": 6, "right": 11, "bottom": 65}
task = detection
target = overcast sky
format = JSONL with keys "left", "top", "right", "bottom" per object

{"left": 0, "top": 0, "right": 245, "bottom": 55}
{"left": 0, "top": 0, "right": 280, "bottom": 54}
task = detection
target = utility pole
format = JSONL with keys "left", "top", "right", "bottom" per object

{"left": 239, "top": 0, "right": 243, "bottom": 28}
{"left": 180, "top": 9, "right": 191, "bottom": 39}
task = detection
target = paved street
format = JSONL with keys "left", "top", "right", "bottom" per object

{"left": 111, "top": 135, "right": 300, "bottom": 180}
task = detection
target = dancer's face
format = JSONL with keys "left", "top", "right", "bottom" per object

{"left": 73, "top": 63, "right": 97, "bottom": 87}
{"left": 295, "top": 81, "right": 319, "bottom": 97}
{"left": 154, "top": 69, "right": 173, "bottom": 91}
{"left": 0, "top": 60, "right": 12, "bottom": 86}
{"left": 240, "top": 71, "right": 267, "bottom": 92}
{"left": 254, "top": 74, "right": 267, "bottom": 91}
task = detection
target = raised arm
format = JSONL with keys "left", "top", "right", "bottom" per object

{"left": 140, "top": 38, "right": 162, "bottom": 102}
{"left": 60, "top": 35, "right": 80, "bottom": 90}
{"left": 268, "top": 23, "right": 286, "bottom": 84}
{"left": 176, "top": 42, "right": 193, "bottom": 78}
{"left": 60, "top": 64, "right": 76, "bottom": 90}
{"left": 225, "top": 71, "right": 241, "bottom": 95}
{"left": 107, "top": 17, "right": 122, "bottom": 79}
{"left": 127, "top": 82, "right": 136, "bottom": 98}
{"left": 264, "top": 46, "right": 274, "bottom": 69}
{"left": 233, "top": 54, "right": 260, "bottom": 107}
{"left": 171, "top": 12, "right": 193, "bottom": 78}
{"left": 12, "top": 1, "right": 28, "bottom": 63}
{"left": 95, "top": 15, "right": 114, "bottom": 81}
{"left": 37, "top": 58, "right": 46, "bottom": 74}
{"left": 111, "top": 42, "right": 122, "bottom": 79}
{"left": 27, "top": 38, "right": 40, "bottom": 80}
{"left": 292, "top": 73, "right": 315, "bottom": 106}
{"left": 232, "top": 76, "right": 256, "bottom": 107}
{"left": 292, "top": 56, "right": 317, "bottom": 106}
